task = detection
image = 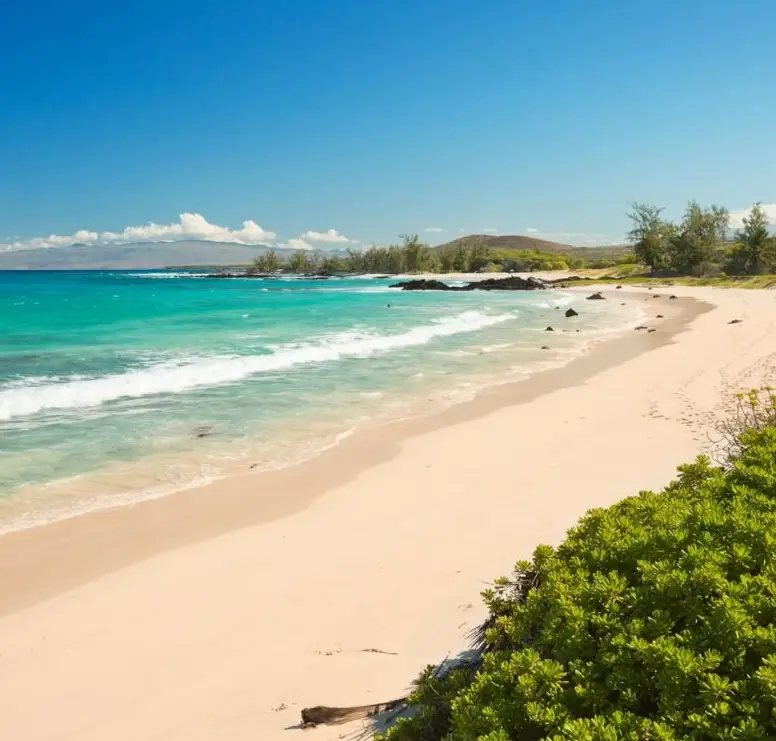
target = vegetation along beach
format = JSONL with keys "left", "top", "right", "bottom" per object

{"left": 3, "top": 3, "right": 776, "bottom": 740}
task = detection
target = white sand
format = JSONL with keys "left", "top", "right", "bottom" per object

{"left": 1, "top": 286, "right": 775, "bottom": 741}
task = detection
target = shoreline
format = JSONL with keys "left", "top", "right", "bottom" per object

{"left": 3, "top": 286, "right": 776, "bottom": 740}
{"left": 0, "top": 285, "right": 639, "bottom": 537}
{"left": 0, "top": 289, "right": 695, "bottom": 616}
{"left": 0, "top": 277, "right": 629, "bottom": 535}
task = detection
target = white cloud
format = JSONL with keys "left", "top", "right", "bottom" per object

{"left": 729, "top": 203, "right": 776, "bottom": 229}
{"left": 483, "top": 227, "right": 498, "bottom": 233}
{"left": 424, "top": 227, "right": 445, "bottom": 233}
{"left": 300, "top": 228, "right": 355, "bottom": 244}
{"left": 285, "top": 238, "right": 313, "bottom": 250}
{"left": 525, "top": 227, "right": 539, "bottom": 233}
{"left": 1, "top": 213, "right": 277, "bottom": 253}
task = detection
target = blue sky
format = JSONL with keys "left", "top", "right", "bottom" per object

{"left": 1, "top": 0, "right": 775, "bottom": 253}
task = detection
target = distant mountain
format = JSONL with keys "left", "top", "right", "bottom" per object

{"left": 432, "top": 234, "right": 572, "bottom": 252}
{"left": 0, "top": 241, "right": 296, "bottom": 270}
{"left": 433, "top": 234, "right": 629, "bottom": 260}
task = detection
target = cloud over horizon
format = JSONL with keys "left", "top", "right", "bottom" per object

{"left": 424, "top": 227, "right": 445, "bottom": 233}
{"left": 729, "top": 203, "right": 776, "bottom": 229}
{"left": 1, "top": 213, "right": 278, "bottom": 253}
{"left": 300, "top": 229, "right": 355, "bottom": 244}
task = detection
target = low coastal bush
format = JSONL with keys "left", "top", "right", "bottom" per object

{"left": 384, "top": 405, "right": 776, "bottom": 740}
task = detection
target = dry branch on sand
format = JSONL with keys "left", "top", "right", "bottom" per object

{"left": 298, "top": 569, "right": 540, "bottom": 730}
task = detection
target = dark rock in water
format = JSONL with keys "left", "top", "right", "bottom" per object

{"left": 471, "top": 275, "right": 547, "bottom": 291}
{"left": 669, "top": 295, "right": 678, "bottom": 299}
{"left": 389, "top": 276, "right": 547, "bottom": 292}
{"left": 586, "top": 292, "right": 605, "bottom": 300}
{"left": 728, "top": 319, "right": 743, "bottom": 325}
{"left": 564, "top": 308, "right": 579, "bottom": 317}
{"left": 194, "top": 425, "right": 213, "bottom": 439}
{"left": 390, "top": 279, "right": 453, "bottom": 291}
{"left": 545, "top": 326, "right": 554, "bottom": 331}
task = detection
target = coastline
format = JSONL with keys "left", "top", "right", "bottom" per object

{"left": 0, "top": 289, "right": 678, "bottom": 615}
{"left": 0, "top": 274, "right": 633, "bottom": 533}
{"left": 2, "top": 286, "right": 776, "bottom": 741}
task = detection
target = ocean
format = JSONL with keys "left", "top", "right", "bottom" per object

{"left": 0, "top": 270, "right": 643, "bottom": 532}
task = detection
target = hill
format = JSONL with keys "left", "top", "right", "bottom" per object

{"left": 0, "top": 240, "right": 283, "bottom": 270}
{"left": 433, "top": 234, "right": 631, "bottom": 261}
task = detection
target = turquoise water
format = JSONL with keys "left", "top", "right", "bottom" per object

{"left": 0, "top": 270, "right": 642, "bottom": 531}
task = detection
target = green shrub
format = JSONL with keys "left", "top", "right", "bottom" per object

{"left": 384, "top": 417, "right": 776, "bottom": 740}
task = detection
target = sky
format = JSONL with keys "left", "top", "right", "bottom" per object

{"left": 1, "top": 0, "right": 775, "bottom": 256}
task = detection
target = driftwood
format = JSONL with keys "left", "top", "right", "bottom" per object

{"left": 299, "top": 569, "right": 540, "bottom": 730}
{"left": 300, "top": 699, "right": 406, "bottom": 728}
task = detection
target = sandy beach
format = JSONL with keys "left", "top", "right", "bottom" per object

{"left": 2, "top": 285, "right": 776, "bottom": 741}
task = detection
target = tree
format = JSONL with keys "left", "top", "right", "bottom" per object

{"left": 288, "top": 249, "right": 312, "bottom": 274}
{"left": 399, "top": 234, "right": 432, "bottom": 273}
{"left": 667, "top": 201, "right": 726, "bottom": 275}
{"left": 344, "top": 247, "right": 366, "bottom": 273}
{"left": 626, "top": 202, "right": 671, "bottom": 273}
{"left": 386, "top": 245, "right": 406, "bottom": 274}
{"left": 451, "top": 245, "right": 471, "bottom": 272}
{"left": 468, "top": 244, "right": 491, "bottom": 272}
{"left": 438, "top": 249, "right": 455, "bottom": 273}
{"left": 251, "top": 248, "right": 281, "bottom": 273}
{"left": 729, "top": 203, "right": 775, "bottom": 275}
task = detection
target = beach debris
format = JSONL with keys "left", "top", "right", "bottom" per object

{"left": 621, "top": 302, "right": 626, "bottom": 305}
{"left": 360, "top": 648, "right": 399, "bottom": 655}
{"left": 656, "top": 314, "right": 664, "bottom": 318}
{"left": 652, "top": 294, "right": 661, "bottom": 298}
{"left": 728, "top": 319, "right": 743, "bottom": 324}
{"left": 648, "top": 328, "right": 657, "bottom": 333}
{"left": 669, "top": 295, "right": 678, "bottom": 299}
{"left": 585, "top": 292, "right": 605, "bottom": 300}
{"left": 299, "top": 569, "right": 544, "bottom": 728}
{"left": 272, "top": 703, "right": 288, "bottom": 712}
{"left": 648, "top": 286, "right": 653, "bottom": 290}
{"left": 616, "top": 285, "right": 622, "bottom": 289}
{"left": 193, "top": 425, "right": 213, "bottom": 439}
{"left": 564, "top": 308, "right": 578, "bottom": 317}
{"left": 545, "top": 326, "right": 554, "bottom": 331}
{"left": 541, "top": 345, "right": 550, "bottom": 350}
{"left": 315, "top": 648, "right": 342, "bottom": 656}
{"left": 300, "top": 699, "right": 406, "bottom": 729}
{"left": 635, "top": 325, "right": 648, "bottom": 330}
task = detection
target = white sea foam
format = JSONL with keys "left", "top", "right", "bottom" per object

{"left": 127, "top": 272, "right": 211, "bottom": 279}
{"left": 0, "top": 310, "right": 514, "bottom": 421}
